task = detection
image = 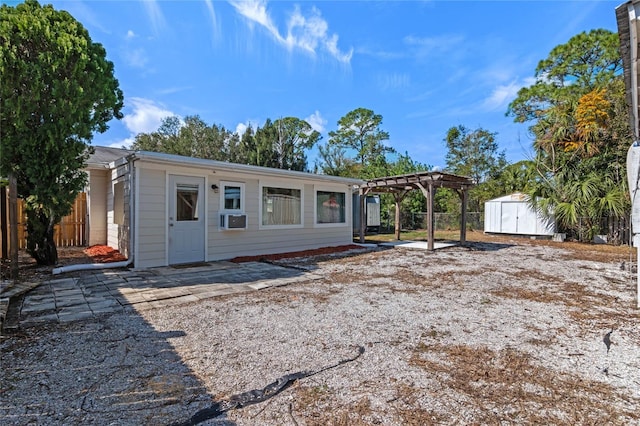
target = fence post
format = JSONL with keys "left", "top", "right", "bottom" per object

{"left": 1, "top": 186, "right": 6, "bottom": 259}
{"left": 9, "top": 173, "right": 19, "bottom": 281}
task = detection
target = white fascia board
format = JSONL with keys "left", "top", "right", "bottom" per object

{"left": 129, "top": 150, "right": 365, "bottom": 186}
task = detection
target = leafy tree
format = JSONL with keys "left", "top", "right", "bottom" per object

{"left": 131, "top": 115, "right": 238, "bottom": 161}
{"left": 443, "top": 125, "right": 507, "bottom": 212}
{"left": 132, "top": 115, "right": 318, "bottom": 172}
{"left": 492, "top": 160, "right": 538, "bottom": 194}
{"left": 444, "top": 125, "right": 506, "bottom": 184}
{"left": 252, "top": 119, "right": 281, "bottom": 168}
{"left": 318, "top": 107, "right": 396, "bottom": 178}
{"left": 238, "top": 125, "right": 257, "bottom": 165}
{"left": 0, "top": 0, "right": 123, "bottom": 265}
{"left": 314, "top": 144, "right": 358, "bottom": 177}
{"left": 507, "top": 29, "right": 631, "bottom": 241}
{"left": 508, "top": 29, "right": 621, "bottom": 124}
{"left": 131, "top": 115, "right": 181, "bottom": 152}
{"left": 327, "top": 108, "right": 393, "bottom": 169}
{"left": 273, "top": 117, "right": 321, "bottom": 171}
{"left": 232, "top": 118, "right": 317, "bottom": 171}
{"left": 382, "top": 152, "right": 431, "bottom": 230}
{"left": 131, "top": 115, "right": 240, "bottom": 161}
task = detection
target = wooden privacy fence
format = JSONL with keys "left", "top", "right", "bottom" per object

{"left": 0, "top": 191, "right": 87, "bottom": 258}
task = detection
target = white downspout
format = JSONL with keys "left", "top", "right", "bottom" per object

{"left": 53, "top": 155, "right": 138, "bottom": 276}
{"left": 129, "top": 153, "right": 137, "bottom": 270}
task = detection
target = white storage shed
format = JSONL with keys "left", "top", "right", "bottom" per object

{"left": 484, "top": 193, "right": 556, "bottom": 236}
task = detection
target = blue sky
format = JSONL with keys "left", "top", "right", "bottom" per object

{"left": 31, "top": 0, "right": 620, "bottom": 170}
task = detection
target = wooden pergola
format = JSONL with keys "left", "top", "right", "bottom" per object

{"left": 358, "top": 171, "right": 475, "bottom": 250}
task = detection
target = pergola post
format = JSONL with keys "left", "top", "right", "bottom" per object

{"left": 458, "top": 188, "right": 468, "bottom": 246}
{"left": 391, "top": 190, "right": 409, "bottom": 241}
{"left": 415, "top": 182, "right": 434, "bottom": 251}
{"left": 359, "top": 187, "right": 367, "bottom": 243}
{"left": 427, "top": 182, "right": 435, "bottom": 251}
{"left": 394, "top": 195, "right": 401, "bottom": 240}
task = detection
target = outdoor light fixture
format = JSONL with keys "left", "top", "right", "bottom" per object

{"left": 211, "top": 184, "right": 219, "bottom": 192}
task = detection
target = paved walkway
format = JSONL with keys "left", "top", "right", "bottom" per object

{"left": 1, "top": 261, "right": 321, "bottom": 333}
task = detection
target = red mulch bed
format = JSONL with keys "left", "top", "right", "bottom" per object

{"left": 83, "top": 245, "right": 128, "bottom": 263}
{"left": 230, "top": 244, "right": 364, "bottom": 263}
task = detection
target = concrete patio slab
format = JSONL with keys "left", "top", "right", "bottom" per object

{"left": 379, "top": 240, "right": 458, "bottom": 250}
{"left": 1, "top": 260, "right": 324, "bottom": 333}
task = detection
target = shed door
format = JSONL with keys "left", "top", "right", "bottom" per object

{"left": 501, "top": 202, "right": 519, "bottom": 233}
{"left": 169, "top": 175, "right": 205, "bottom": 264}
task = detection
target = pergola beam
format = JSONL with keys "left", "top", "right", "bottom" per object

{"left": 359, "top": 170, "right": 474, "bottom": 250}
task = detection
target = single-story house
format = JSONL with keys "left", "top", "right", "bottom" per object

{"left": 484, "top": 193, "right": 556, "bottom": 236}
{"left": 85, "top": 147, "right": 363, "bottom": 268}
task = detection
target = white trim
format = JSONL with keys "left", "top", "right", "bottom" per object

{"left": 258, "top": 180, "right": 304, "bottom": 230}
{"left": 313, "top": 185, "right": 350, "bottom": 228}
{"left": 130, "top": 150, "right": 364, "bottom": 185}
{"left": 164, "top": 172, "right": 170, "bottom": 265}
{"left": 219, "top": 180, "right": 246, "bottom": 213}
{"left": 204, "top": 176, "right": 209, "bottom": 260}
{"left": 133, "top": 161, "right": 140, "bottom": 267}
{"left": 168, "top": 174, "right": 207, "bottom": 264}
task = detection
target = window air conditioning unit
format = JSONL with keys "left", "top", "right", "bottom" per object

{"left": 220, "top": 213, "right": 247, "bottom": 230}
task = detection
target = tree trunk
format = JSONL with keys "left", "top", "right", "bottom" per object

{"left": 26, "top": 208, "right": 58, "bottom": 266}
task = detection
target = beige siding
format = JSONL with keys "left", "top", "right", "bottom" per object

{"left": 87, "top": 170, "right": 108, "bottom": 246}
{"left": 135, "top": 167, "right": 167, "bottom": 268}
{"left": 206, "top": 176, "right": 353, "bottom": 261}
{"left": 106, "top": 170, "right": 117, "bottom": 250}
{"left": 107, "top": 163, "right": 132, "bottom": 257}
{"left": 125, "top": 160, "right": 356, "bottom": 267}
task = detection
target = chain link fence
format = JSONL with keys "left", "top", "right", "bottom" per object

{"left": 380, "top": 211, "right": 484, "bottom": 232}
{"left": 379, "top": 211, "right": 630, "bottom": 245}
{"left": 572, "top": 216, "right": 630, "bottom": 245}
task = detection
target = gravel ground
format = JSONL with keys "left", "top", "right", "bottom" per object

{"left": 2, "top": 238, "right": 639, "bottom": 425}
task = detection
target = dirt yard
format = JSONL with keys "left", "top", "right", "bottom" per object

{"left": 1, "top": 233, "right": 639, "bottom": 425}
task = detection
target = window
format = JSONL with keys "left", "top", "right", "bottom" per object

{"left": 176, "top": 184, "right": 199, "bottom": 221}
{"left": 262, "top": 186, "right": 302, "bottom": 226}
{"left": 316, "top": 191, "right": 346, "bottom": 224}
{"left": 220, "top": 181, "right": 245, "bottom": 212}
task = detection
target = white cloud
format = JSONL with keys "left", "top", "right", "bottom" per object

{"left": 235, "top": 122, "right": 248, "bottom": 137}
{"left": 155, "top": 86, "right": 193, "bottom": 95}
{"left": 142, "top": 0, "right": 166, "bottom": 36}
{"left": 230, "top": 0, "right": 352, "bottom": 63}
{"left": 482, "top": 82, "right": 520, "bottom": 111}
{"left": 230, "top": 0, "right": 279, "bottom": 35}
{"left": 204, "top": 0, "right": 221, "bottom": 43}
{"left": 403, "top": 34, "right": 465, "bottom": 57}
{"left": 355, "top": 44, "right": 405, "bottom": 61}
{"left": 107, "top": 137, "right": 135, "bottom": 150}
{"left": 376, "top": 72, "right": 411, "bottom": 91}
{"left": 305, "top": 110, "right": 327, "bottom": 133}
{"left": 126, "top": 29, "right": 136, "bottom": 39}
{"left": 481, "top": 77, "right": 535, "bottom": 112}
{"left": 122, "top": 47, "right": 148, "bottom": 69}
{"left": 62, "top": 1, "right": 110, "bottom": 34}
{"left": 122, "top": 97, "right": 176, "bottom": 134}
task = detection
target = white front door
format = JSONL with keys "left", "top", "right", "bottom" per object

{"left": 168, "top": 175, "right": 205, "bottom": 265}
